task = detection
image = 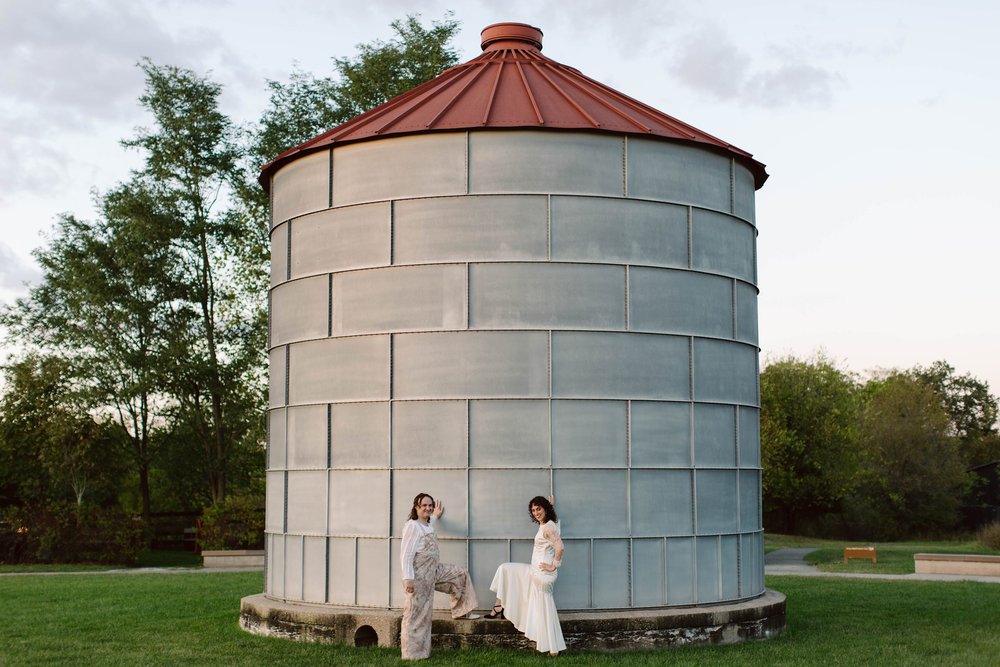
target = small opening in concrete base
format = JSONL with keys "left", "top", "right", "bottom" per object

{"left": 354, "top": 625, "right": 378, "bottom": 647}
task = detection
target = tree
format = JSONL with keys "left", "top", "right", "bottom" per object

{"left": 846, "top": 372, "right": 969, "bottom": 538}
{"left": 760, "top": 354, "right": 861, "bottom": 533}
{"left": 0, "top": 355, "right": 125, "bottom": 511}
{"left": 124, "top": 59, "right": 265, "bottom": 505}
{"left": 913, "top": 361, "right": 999, "bottom": 466}
{"left": 1, "top": 180, "right": 183, "bottom": 518}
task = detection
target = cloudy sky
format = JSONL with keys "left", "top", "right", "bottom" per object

{"left": 2, "top": 0, "right": 998, "bottom": 390}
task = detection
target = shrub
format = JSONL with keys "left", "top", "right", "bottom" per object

{"left": 0, "top": 503, "right": 145, "bottom": 565}
{"left": 197, "top": 495, "right": 264, "bottom": 551}
{"left": 977, "top": 521, "right": 1000, "bottom": 551}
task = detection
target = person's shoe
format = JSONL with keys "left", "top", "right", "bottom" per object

{"left": 485, "top": 604, "right": 505, "bottom": 619}
{"left": 462, "top": 613, "right": 482, "bottom": 619}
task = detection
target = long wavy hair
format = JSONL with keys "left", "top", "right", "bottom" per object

{"left": 408, "top": 492, "right": 434, "bottom": 521}
{"left": 528, "top": 496, "right": 557, "bottom": 524}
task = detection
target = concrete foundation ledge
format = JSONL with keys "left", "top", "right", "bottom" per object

{"left": 201, "top": 550, "right": 265, "bottom": 568}
{"left": 240, "top": 589, "right": 786, "bottom": 652}
{"left": 914, "top": 553, "right": 1000, "bottom": 576}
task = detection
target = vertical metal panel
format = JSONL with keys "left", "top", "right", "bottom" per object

{"left": 286, "top": 405, "right": 327, "bottom": 469}
{"left": 551, "top": 400, "right": 627, "bottom": 467}
{"left": 631, "top": 538, "right": 666, "bottom": 606}
{"left": 630, "top": 401, "right": 692, "bottom": 467}
{"left": 328, "top": 470, "right": 390, "bottom": 536}
{"left": 286, "top": 471, "right": 327, "bottom": 534}
{"left": 267, "top": 409, "right": 286, "bottom": 470}
{"left": 393, "top": 332, "right": 549, "bottom": 399}
{"left": 553, "top": 470, "right": 628, "bottom": 538}
{"left": 593, "top": 540, "right": 630, "bottom": 607}
{"left": 391, "top": 470, "right": 469, "bottom": 537}
{"left": 271, "top": 222, "right": 288, "bottom": 286}
{"left": 691, "top": 209, "right": 755, "bottom": 282}
{"left": 355, "top": 539, "right": 390, "bottom": 606}
{"left": 693, "top": 404, "right": 737, "bottom": 467}
{"left": 469, "top": 469, "right": 550, "bottom": 536}
{"left": 270, "top": 276, "right": 330, "bottom": 346}
{"left": 469, "top": 540, "right": 509, "bottom": 611}
{"left": 552, "top": 332, "right": 690, "bottom": 399}
{"left": 265, "top": 471, "right": 285, "bottom": 532}
{"left": 469, "top": 400, "right": 549, "bottom": 467}
{"left": 629, "top": 267, "right": 733, "bottom": 337}
{"left": 330, "top": 402, "right": 390, "bottom": 468}
{"left": 739, "top": 470, "right": 762, "bottom": 531}
{"left": 394, "top": 195, "right": 548, "bottom": 263}
{"left": 327, "top": 537, "right": 357, "bottom": 604}
{"left": 665, "top": 537, "right": 695, "bottom": 604}
{"left": 290, "top": 203, "right": 391, "bottom": 278}
{"left": 735, "top": 281, "right": 759, "bottom": 344}
{"left": 392, "top": 401, "right": 467, "bottom": 468}
{"left": 272, "top": 151, "right": 330, "bottom": 227}
{"left": 733, "top": 163, "right": 756, "bottom": 224}
{"left": 627, "top": 139, "right": 731, "bottom": 212}
{"left": 738, "top": 407, "right": 761, "bottom": 467}
{"left": 550, "top": 196, "right": 688, "bottom": 267}
{"left": 333, "top": 264, "right": 467, "bottom": 335}
{"left": 288, "top": 336, "right": 391, "bottom": 404}
{"left": 692, "top": 339, "right": 759, "bottom": 405}
{"left": 470, "top": 131, "right": 624, "bottom": 196}
{"left": 631, "top": 469, "right": 694, "bottom": 536}
{"left": 268, "top": 347, "right": 286, "bottom": 409}
{"left": 553, "top": 539, "right": 592, "bottom": 609}
{"left": 333, "top": 134, "right": 467, "bottom": 206}
{"left": 270, "top": 534, "right": 286, "bottom": 599}
{"left": 695, "top": 537, "right": 720, "bottom": 602}
{"left": 302, "top": 536, "right": 326, "bottom": 603}
{"left": 721, "top": 535, "right": 739, "bottom": 599}
{"left": 285, "top": 536, "right": 304, "bottom": 601}
{"left": 695, "top": 470, "right": 738, "bottom": 534}
{"left": 469, "top": 263, "right": 626, "bottom": 329}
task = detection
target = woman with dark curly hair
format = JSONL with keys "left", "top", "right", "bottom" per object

{"left": 487, "top": 495, "right": 566, "bottom": 655}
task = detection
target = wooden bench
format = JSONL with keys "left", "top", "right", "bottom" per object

{"left": 914, "top": 553, "right": 1000, "bottom": 576}
{"left": 843, "top": 546, "right": 877, "bottom": 564}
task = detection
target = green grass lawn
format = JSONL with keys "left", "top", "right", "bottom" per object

{"left": 0, "top": 550, "right": 202, "bottom": 573}
{"left": 1, "top": 571, "right": 998, "bottom": 666}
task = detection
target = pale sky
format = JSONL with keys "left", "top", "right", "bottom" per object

{"left": 2, "top": 0, "right": 999, "bottom": 392}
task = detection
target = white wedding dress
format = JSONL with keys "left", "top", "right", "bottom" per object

{"left": 489, "top": 520, "right": 566, "bottom": 653}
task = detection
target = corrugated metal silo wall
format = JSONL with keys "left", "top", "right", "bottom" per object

{"left": 266, "top": 129, "right": 763, "bottom": 610}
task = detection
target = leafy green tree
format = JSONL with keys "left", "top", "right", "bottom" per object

{"left": 0, "top": 355, "right": 125, "bottom": 511}
{"left": 913, "top": 360, "right": 999, "bottom": 466}
{"left": 846, "top": 372, "right": 969, "bottom": 538}
{"left": 1, "top": 181, "right": 182, "bottom": 518}
{"left": 760, "top": 354, "right": 861, "bottom": 533}
{"left": 124, "top": 59, "right": 266, "bottom": 505}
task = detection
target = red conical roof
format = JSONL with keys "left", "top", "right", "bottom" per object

{"left": 260, "top": 22, "right": 767, "bottom": 189}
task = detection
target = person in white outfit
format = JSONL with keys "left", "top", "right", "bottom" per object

{"left": 487, "top": 495, "right": 566, "bottom": 656}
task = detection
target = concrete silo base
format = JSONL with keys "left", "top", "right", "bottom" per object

{"left": 239, "top": 589, "right": 786, "bottom": 652}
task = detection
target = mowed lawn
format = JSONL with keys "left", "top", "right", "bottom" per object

{"left": 1, "top": 572, "right": 998, "bottom": 666}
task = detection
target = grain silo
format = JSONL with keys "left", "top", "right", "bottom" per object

{"left": 242, "top": 22, "right": 784, "bottom": 650}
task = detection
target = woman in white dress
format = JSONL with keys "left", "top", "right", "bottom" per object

{"left": 400, "top": 493, "right": 479, "bottom": 660}
{"left": 487, "top": 495, "right": 566, "bottom": 655}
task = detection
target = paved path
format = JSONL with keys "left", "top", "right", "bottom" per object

{"left": 765, "top": 547, "right": 1000, "bottom": 584}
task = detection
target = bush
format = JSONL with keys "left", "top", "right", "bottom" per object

{"left": 977, "top": 521, "right": 1000, "bottom": 551}
{"left": 0, "top": 503, "right": 146, "bottom": 565}
{"left": 197, "top": 495, "right": 264, "bottom": 551}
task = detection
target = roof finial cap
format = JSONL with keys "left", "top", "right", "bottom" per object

{"left": 481, "top": 22, "right": 543, "bottom": 52}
